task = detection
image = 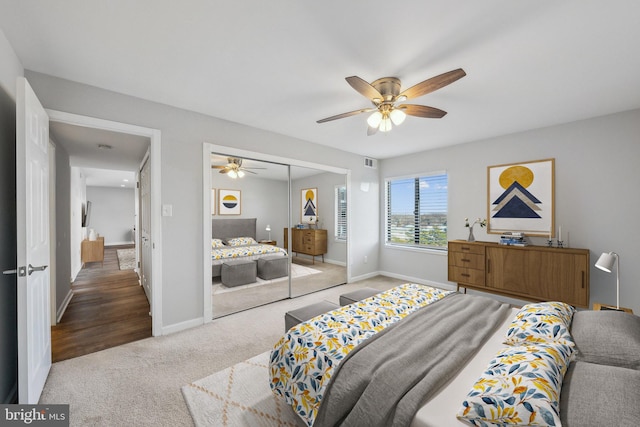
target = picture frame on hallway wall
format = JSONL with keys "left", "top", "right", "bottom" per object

{"left": 487, "top": 158, "right": 555, "bottom": 237}
{"left": 218, "top": 189, "right": 241, "bottom": 215}
{"left": 301, "top": 188, "right": 318, "bottom": 224}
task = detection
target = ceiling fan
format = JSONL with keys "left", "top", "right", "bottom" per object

{"left": 211, "top": 157, "right": 265, "bottom": 178}
{"left": 317, "top": 68, "right": 466, "bottom": 135}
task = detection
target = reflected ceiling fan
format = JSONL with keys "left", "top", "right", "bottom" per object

{"left": 317, "top": 68, "right": 466, "bottom": 135}
{"left": 211, "top": 157, "right": 265, "bottom": 178}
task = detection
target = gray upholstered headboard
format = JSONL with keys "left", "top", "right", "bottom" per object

{"left": 212, "top": 218, "right": 257, "bottom": 240}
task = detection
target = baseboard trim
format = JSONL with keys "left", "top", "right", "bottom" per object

{"left": 162, "top": 317, "right": 203, "bottom": 336}
{"left": 3, "top": 382, "right": 17, "bottom": 404}
{"left": 56, "top": 288, "right": 74, "bottom": 323}
{"left": 349, "top": 270, "right": 382, "bottom": 283}
{"left": 322, "top": 258, "right": 346, "bottom": 267}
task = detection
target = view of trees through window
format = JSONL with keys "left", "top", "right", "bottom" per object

{"left": 385, "top": 173, "right": 448, "bottom": 249}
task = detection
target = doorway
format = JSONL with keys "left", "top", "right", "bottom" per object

{"left": 46, "top": 110, "right": 163, "bottom": 338}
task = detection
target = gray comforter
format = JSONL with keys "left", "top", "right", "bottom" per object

{"left": 314, "top": 292, "right": 510, "bottom": 427}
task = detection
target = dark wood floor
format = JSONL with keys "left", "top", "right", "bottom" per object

{"left": 51, "top": 245, "right": 152, "bottom": 363}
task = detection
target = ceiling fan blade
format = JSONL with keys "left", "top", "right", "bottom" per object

{"left": 218, "top": 169, "right": 230, "bottom": 174}
{"left": 399, "top": 68, "right": 466, "bottom": 100}
{"left": 243, "top": 169, "right": 258, "bottom": 174}
{"left": 211, "top": 165, "right": 226, "bottom": 169}
{"left": 243, "top": 167, "right": 267, "bottom": 170}
{"left": 346, "top": 76, "right": 383, "bottom": 101}
{"left": 398, "top": 104, "right": 447, "bottom": 118}
{"left": 367, "top": 125, "right": 379, "bottom": 136}
{"left": 317, "top": 108, "right": 374, "bottom": 123}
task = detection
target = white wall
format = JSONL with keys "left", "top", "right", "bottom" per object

{"left": 380, "top": 109, "right": 640, "bottom": 314}
{"left": 211, "top": 170, "right": 288, "bottom": 245}
{"left": 25, "top": 70, "right": 380, "bottom": 329}
{"left": 69, "top": 167, "right": 86, "bottom": 280}
{"left": 86, "top": 186, "right": 135, "bottom": 245}
{"left": 292, "top": 171, "right": 347, "bottom": 265}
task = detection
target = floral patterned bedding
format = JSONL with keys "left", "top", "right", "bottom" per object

{"left": 269, "top": 283, "right": 453, "bottom": 427}
{"left": 211, "top": 243, "right": 286, "bottom": 264}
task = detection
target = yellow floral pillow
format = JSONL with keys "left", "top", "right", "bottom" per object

{"left": 457, "top": 342, "right": 574, "bottom": 427}
{"left": 226, "top": 237, "right": 258, "bottom": 246}
{"left": 504, "top": 302, "right": 575, "bottom": 347}
{"left": 211, "top": 238, "right": 225, "bottom": 248}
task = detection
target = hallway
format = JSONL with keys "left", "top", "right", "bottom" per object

{"left": 51, "top": 245, "right": 151, "bottom": 362}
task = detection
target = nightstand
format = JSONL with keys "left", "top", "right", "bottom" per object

{"left": 259, "top": 240, "right": 277, "bottom": 246}
{"left": 592, "top": 302, "right": 633, "bottom": 314}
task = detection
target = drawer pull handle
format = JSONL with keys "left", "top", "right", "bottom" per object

{"left": 461, "top": 273, "right": 470, "bottom": 278}
{"left": 461, "top": 246, "right": 471, "bottom": 251}
{"left": 461, "top": 258, "right": 471, "bottom": 262}
{"left": 582, "top": 271, "right": 585, "bottom": 288}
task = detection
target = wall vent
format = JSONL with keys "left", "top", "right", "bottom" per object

{"left": 364, "top": 157, "right": 377, "bottom": 169}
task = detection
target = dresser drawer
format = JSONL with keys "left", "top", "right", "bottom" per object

{"left": 449, "top": 241, "right": 485, "bottom": 255}
{"left": 450, "top": 251, "right": 484, "bottom": 270}
{"left": 448, "top": 266, "right": 485, "bottom": 287}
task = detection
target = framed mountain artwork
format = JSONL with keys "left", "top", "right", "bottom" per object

{"left": 487, "top": 158, "right": 555, "bottom": 237}
{"left": 301, "top": 188, "right": 318, "bottom": 224}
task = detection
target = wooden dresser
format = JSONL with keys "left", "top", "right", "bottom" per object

{"left": 448, "top": 240, "right": 590, "bottom": 307}
{"left": 284, "top": 228, "right": 328, "bottom": 264}
{"left": 81, "top": 236, "right": 104, "bottom": 266}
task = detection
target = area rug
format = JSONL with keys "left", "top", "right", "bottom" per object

{"left": 182, "top": 351, "right": 304, "bottom": 426}
{"left": 212, "top": 262, "right": 321, "bottom": 294}
{"left": 116, "top": 248, "right": 136, "bottom": 270}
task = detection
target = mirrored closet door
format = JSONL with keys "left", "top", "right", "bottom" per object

{"left": 288, "top": 165, "right": 348, "bottom": 298}
{"left": 210, "top": 154, "right": 290, "bottom": 318}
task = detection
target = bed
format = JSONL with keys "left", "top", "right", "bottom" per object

{"left": 269, "top": 284, "right": 640, "bottom": 427}
{"left": 211, "top": 218, "right": 287, "bottom": 278}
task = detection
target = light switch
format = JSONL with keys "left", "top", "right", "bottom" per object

{"left": 162, "top": 204, "right": 173, "bottom": 217}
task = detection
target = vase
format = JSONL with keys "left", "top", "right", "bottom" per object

{"left": 467, "top": 226, "right": 475, "bottom": 242}
{"left": 89, "top": 229, "right": 97, "bottom": 241}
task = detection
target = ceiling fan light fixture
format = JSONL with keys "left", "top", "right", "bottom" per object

{"left": 237, "top": 170, "right": 245, "bottom": 178}
{"left": 379, "top": 116, "right": 393, "bottom": 132}
{"left": 227, "top": 169, "right": 238, "bottom": 179}
{"left": 390, "top": 108, "right": 406, "bottom": 126}
{"left": 367, "top": 111, "right": 383, "bottom": 128}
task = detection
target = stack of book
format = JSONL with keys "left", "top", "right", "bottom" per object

{"left": 499, "top": 232, "right": 529, "bottom": 246}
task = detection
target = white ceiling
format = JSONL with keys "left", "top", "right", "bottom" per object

{"left": 2, "top": 1, "right": 640, "bottom": 160}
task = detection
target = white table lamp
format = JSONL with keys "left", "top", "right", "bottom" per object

{"left": 265, "top": 224, "right": 271, "bottom": 241}
{"left": 595, "top": 251, "right": 619, "bottom": 309}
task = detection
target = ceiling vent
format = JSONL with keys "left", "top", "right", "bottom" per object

{"left": 364, "top": 157, "right": 377, "bottom": 169}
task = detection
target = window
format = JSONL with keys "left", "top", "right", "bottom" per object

{"left": 385, "top": 172, "right": 448, "bottom": 249}
{"left": 335, "top": 185, "right": 347, "bottom": 241}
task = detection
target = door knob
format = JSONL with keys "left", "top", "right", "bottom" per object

{"left": 27, "top": 264, "right": 48, "bottom": 275}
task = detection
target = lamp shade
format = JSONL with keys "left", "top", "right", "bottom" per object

{"left": 265, "top": 224, "right": 271, "bottom": 232}
{"left": 595, "top": 252, "right": 616, "bottom": 273}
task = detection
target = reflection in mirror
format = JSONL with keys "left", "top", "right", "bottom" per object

{"left": 210, "top": 153, "right": 290, "bottom": 318}
{"left": 288, "top": 165, "right": 348, "bottom": 298}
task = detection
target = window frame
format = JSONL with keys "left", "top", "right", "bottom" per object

{"left": 384, "top": 171, "right": 448, "bottom": 251}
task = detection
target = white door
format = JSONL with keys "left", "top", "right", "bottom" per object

{"left": 16, "top": 77, "right": 51, "bottom": 403}
{"left": 140, "top": 156, "right": 152, "bottom": 301}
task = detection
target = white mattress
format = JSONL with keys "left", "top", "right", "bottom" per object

{"left": 410, "top": 307, "right": 518, "bottom": 427}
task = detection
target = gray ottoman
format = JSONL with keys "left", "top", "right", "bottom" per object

{"left": 339, "top": 287, "right": 381, "bottom": 306}
{"left": 257, "top": 255, "right": 288, "bottom": 280}
{"left": 284, "top": 300, "right": 339, "bottom": 332}
{"left": 221, "top": 260, "right": 256, "bottom": 287}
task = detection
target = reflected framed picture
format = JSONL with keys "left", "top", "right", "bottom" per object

{"left": 487, "top": 158, "right": 554, "bottom": 236}
{"left": 218, "top": 189, "right": 241, "bottom": 215}
{"left": 301, "top": 188, "right": 317, "bottom": 224}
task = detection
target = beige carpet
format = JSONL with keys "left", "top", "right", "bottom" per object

{"left": 116, "top": 248, "right": 136, "bottom": 270}
{"left": 212, "top": 263, "right": 320, "bottom": 295}
{"left": 182, "top": 352, "right": 304, "bottom": 426}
